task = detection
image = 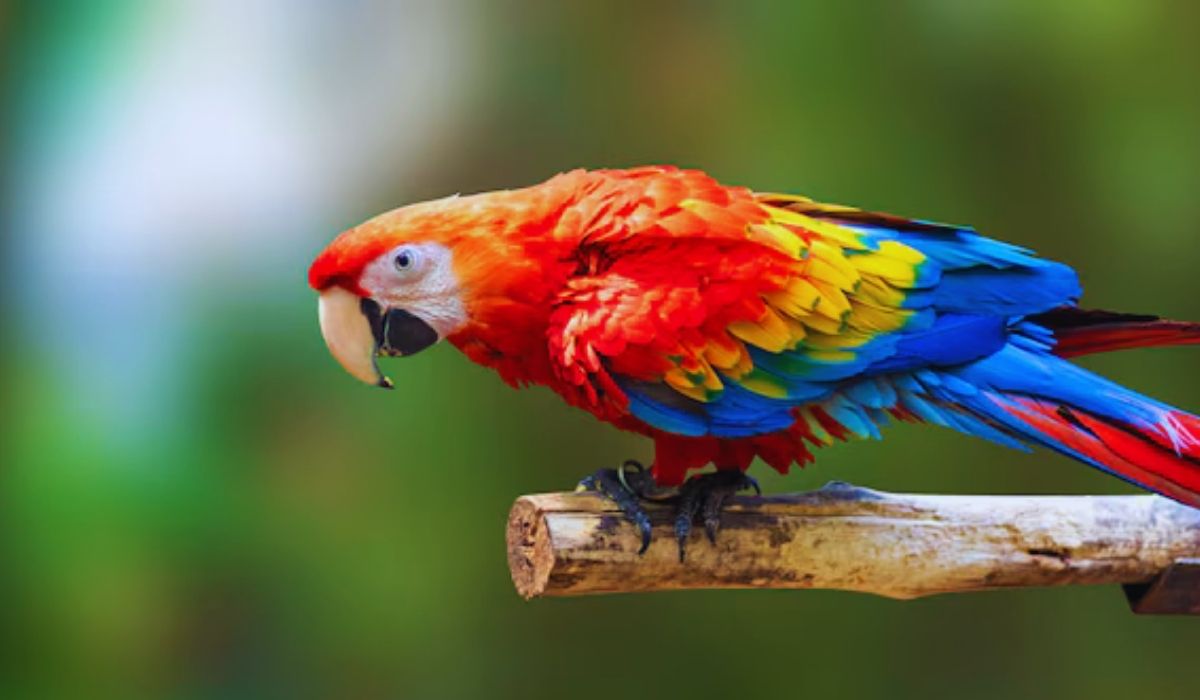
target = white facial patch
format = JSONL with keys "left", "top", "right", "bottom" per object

{"left": 359, "top": 242, "right": 468, "bottom": 338}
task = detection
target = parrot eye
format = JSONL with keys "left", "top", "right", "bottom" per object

{"left": 393, "top": 248, "right": 417, "bottom": 272}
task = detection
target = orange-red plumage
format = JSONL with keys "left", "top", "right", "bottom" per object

{"left": 310, "top": 166, "right": 1200, "bottom": 506}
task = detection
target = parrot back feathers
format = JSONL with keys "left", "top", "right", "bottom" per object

{"left": 520, "top": 168, "right": 1200, "bottom": 499}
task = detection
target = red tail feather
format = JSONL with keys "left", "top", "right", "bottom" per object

{"left": 1033, "top": 307, "right": 1200, "bottom": 358}
{"left": 1000, "top": 396, "right": 1200, "bottom": 508}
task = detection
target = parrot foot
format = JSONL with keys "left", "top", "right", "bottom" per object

{"left": 577, "top": 463, "right": 760, "bottom": 561}
{"left": 673, "top": 470, "right": 760, "bottom": 563}
{"left": 577, "top": 460, "right": 673, "bottom": 555}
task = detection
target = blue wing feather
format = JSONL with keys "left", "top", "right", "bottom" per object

{"left": 618, "top": 214, "right": 1084, "bottom": 444}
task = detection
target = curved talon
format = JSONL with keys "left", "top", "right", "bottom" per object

{"left": 577, "top": 465, "right": 762, "bottom": 560}
{"left": 616, "top": 459, "right": 644, "bottom": 495}
{"left": 634, "top": 515, "right": 651, "bottom": 554}
{"left": 578, "top": 464, "right": 654, "bottom": 555}
{"left": 673, "top": 470, "right": 761, "bottom": 562}
{"left": 674, "top": 482, "right": 704, "bottom": 562}
{"left": 705, "top": 474, "right": 759, "bottom": 543}
{"left": 702, "top": 491, "right": 728, "bottom": 545}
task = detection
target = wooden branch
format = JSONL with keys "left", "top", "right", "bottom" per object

{"left": 506, "top": 482, "right": 1200, "bottom": 605}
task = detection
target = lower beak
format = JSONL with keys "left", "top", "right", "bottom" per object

{"left": 317, "top": 287, "right": 440, "bottom": 389}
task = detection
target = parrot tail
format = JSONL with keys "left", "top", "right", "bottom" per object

{"left": 1031, "top": 307, "right": 1200, "bottom": 358}
{"left": 944, "top": 344, "right": 1200, "bottom": 509}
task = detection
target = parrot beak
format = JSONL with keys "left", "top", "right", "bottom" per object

{"left": 317, "top": 286, "right": 440, "bottom": 389}
{"left": 318, "top": 286, "right": 393, "bottom": 388}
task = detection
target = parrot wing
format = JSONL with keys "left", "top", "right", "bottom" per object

{"left": 549, "top": 173, "right": 1199, "bottom": 503}
{"left": 548, "top": 179, "right": 1082, "bottom": 450}
{"left": 757, "top": 193, "right": 1200, "bottom": 507}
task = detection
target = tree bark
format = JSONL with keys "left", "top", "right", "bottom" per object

{"left": 506, "top": 482, "right": 1200, "bottom": 603}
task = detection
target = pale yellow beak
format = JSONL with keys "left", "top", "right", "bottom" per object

{"left": 317, "top": 286, "right": 393, "bottom": 388}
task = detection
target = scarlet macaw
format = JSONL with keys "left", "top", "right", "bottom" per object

{"left": 309, "top": 166, "right": 1200, "bottom": 559}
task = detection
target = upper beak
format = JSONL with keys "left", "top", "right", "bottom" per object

{"left": 317, "top": 286, "right": 441, "bottom": 389}
{"left": 318, "top": 286, "right": 393, "bottom": 388}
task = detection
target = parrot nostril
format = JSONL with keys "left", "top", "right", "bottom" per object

{"left": 381, "top": 308, "right": 439, "bottom": 357}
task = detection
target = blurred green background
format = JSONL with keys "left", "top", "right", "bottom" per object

{"left": 3, "top": 1, "right": 1199, "bottom": 698}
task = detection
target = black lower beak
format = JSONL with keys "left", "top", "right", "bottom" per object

{"left": 360, "top": 298, "right": 440, "bottom": 358}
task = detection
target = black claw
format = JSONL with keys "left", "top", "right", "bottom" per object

{"left": 577, "top": 464, "right": 762, "bottom": 561}
{"left": 578, "top": 463, "right": 655, "bottom": 555}
{"left": 702, "top": 488, "right": 730, "bottom": 545}
{"left": 673, "top": 479, "right": 705, "bottom": 562}
{"left": 672, "top": 470, "right": 761, "bottom": 561}
{"left": 617, "top": 460, "right": 658, "bottom": 499}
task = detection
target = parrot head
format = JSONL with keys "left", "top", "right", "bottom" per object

{"left": 307, "top": 184, "right": 575, "bottom": 389}
{"left": 308, "top": 194, "right": 490, "bottom": 388}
